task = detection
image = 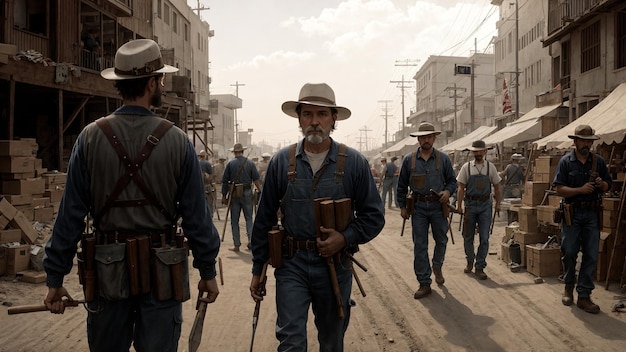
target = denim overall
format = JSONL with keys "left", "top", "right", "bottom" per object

{"left": 463, "top": 162, "right": 493, "bottom": 270}
{"left": 277, "top": 163, "right": 352, "bottom": 352}
{"left": 410, "top": 153, "right": 448, "bottom": 286}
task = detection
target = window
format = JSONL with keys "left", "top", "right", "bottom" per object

{"left": 172, "top": 12, "right": 177, "bottom": 33}
{"left": 164, "top": 4, "right": 170, "bottom": 25}
{"left": 562, "top": 41, "right": 571, "bottom": 88}
{"left": 580, "top": 21, "right": 601, "bottom": 72}
{"left": 156, "top": 0, "right": 162, "bottom": 18}
{"left": 184, "top": 23, "right": 189, "bottom": 41}
{"left": 198, "top": 70, "right": 202, "bottom": 89}
{"left": 617, "top": 10, "right": 626, "bottom": 69}
{"left": 14, "top": 0, "right": 48, "bottom": 35}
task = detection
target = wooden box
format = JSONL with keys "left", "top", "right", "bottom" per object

{"left": 0, "top": 140, "right": 36, "bottom": 157}
{"left": 513, "top": 231, "right": 549, "bottom": 266}
{"left": 0, "top": 197, "right": 18, "bottom": 220}
{"left": 0, "top": 157, "right": 36, "bottom": 173}
{"left": 534, "top": 156, "right": 559, "bottom": 179}
{"left": 525, "top": 244, "right": 562, "bottom": 277}
{"left": 518, "top": 206, "right": 538, "bottom": 232}
{"left": 1, "top": 177, "right": 45, "bottom": 195}
{"left": 522, "top": 182, "right": 550, "bottom": 206}
{"left": 602, "top": 209, "right": 619, "bottom": 229}
{"left": 0, "top": 229, "right": 22, "bottom": 244}
{"left": 19, "top": 270, "right": 47, "bottom": 284}
{"left": 548, "top": 195, "right": 563, "bottom": 207}
{"left": 603, "top": 198, "right": 621, "bottom": 211}
{"left": 597, "top": 232, "right": 626, "bottom": 281}
{"left": 6, "top": 244, "right": 30, "bottom": 275}
{"left": 536, "top": 205, "right": 557, "bottom": 224}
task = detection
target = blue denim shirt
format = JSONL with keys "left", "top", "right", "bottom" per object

{"left": 553, "top": 151, "right": 611, "bottom": 203}
{"left": 250, "top": 138, "right": 385, "bottom": 275}
{"left": 397, "top": 148, "right": 457, "bottom": 208}
{"left": 221, "top": 156, "right": 260, "bottom": 196}
{"left": 44, "top": 105, "right": 220, "bottom": 287}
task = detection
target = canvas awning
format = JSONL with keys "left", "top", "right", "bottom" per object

{"left": 440, "top": 125, "right": 498, "bottom": 153}
{"left": 482, "top": 103, "right": 564, "bottom": 147}
{"left": 534, "top": 82, "right": 626, "bottom": 149}
{"left": 381, "top": 135, "right": 418, "bottom": 158}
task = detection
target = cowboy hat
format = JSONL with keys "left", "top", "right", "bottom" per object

{"left": 229, "top": 143, "right": 247, "bottom": 152}
{"left": 198, "top": 150, "right": 207, "bottom": 156}
{"left": 467, "top": 140, "right": 488, "bottom": 151}
{"left": 568, "top": 124, "right": 599, "bottom": 140}
{"left": 261, "top": 152, "right": 271, "bottom": 158}
{"left": 281, "top": 83, "right": 351, "bottom": 120}
{"left": 410, "top": 122, "right": 441, "bottom": 137}
{"left": 511, "top": 153, "right": 523, "bottom": 160}
{"left": 101, "top": 39, "right": 178, "bottom": 80}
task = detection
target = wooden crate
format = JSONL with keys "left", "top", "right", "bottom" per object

{"left": 526, "top": 244, "right": 562, "bottom": 277}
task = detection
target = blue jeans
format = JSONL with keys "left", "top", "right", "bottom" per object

{"left": 381, "top": 178, "right": 395, "bottom": 208}
{"left": 230, "top": 189, "right": 254, "bottom": 246}
{"left": 275, "top": 250, "right": 352, "bottom": 351}
{"left": 411, "top": 201, "right": 448, "bottom": 285}
{"left": 463, "top": 201, "right": 492, "bottom": 269}
{"left": 561, "top": 207, "right": 599, "bottom": 298}
{"left": 86, "top": 294, "right": 182, "bottom": 352}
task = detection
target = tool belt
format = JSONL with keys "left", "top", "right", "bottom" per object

{"left": 77, "top": 229, "right": 190, "bottom": 303}
{"left": 413, "top": 193, "right": 439, "bottom": 202}
{"left": 567, "top": 200, "right": 600, "bottom": 209}
{"left": 465, "top": 195, "right": 490, "bottom": 201}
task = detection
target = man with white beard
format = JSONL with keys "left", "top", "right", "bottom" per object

{"left": 249, "top": 83, "right": 384, "bottom": 351}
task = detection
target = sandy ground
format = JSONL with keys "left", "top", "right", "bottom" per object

{"left": 1, "top": 207, "right": 626, "bottom": 352}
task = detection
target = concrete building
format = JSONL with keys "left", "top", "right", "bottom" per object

{"left": 210, "top": 94, "right": 240, "bottom": 159}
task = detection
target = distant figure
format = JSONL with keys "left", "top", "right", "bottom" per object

{"left": 82, "top": 28, "right": 102, "bottom": 54}
{"left": 500, "top": 153, "right": 525, "bottom": 198}
{"left": 198, "top": 150, "right": 214, "bottom": 213}
{"left": 381, "top": 157, "right": 397, "bottom": 209}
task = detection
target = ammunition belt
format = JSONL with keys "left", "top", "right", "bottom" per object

{"left": 286, "top": 238, "right": 318, "bottom": 251}
{"left": 94, "top": 230, "right": 174, "bottom": 245}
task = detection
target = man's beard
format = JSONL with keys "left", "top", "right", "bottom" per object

{"left": 303, "top": 126, "right": 329, "bottom": 145}
{"left": 475, "top": 154, "right": 484, "bottom": 162}
{"left": 150, "top": 86, "right": 162, "bottom": 107}
{"left": 577, "top": 145, "right": 590, "bottom": 156}
{"left": 420, "top": 142, "right": 432, "bottom": 150}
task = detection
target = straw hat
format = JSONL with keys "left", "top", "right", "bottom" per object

{"left": 410, "top": 122, "right": 441, "bottom": 137}
{"left": 281, "top": 83, "right": 351, "bottom": 120}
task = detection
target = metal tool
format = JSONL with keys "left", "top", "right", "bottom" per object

{"left": 189, "top": 291, "right": 208, "bottom": 352}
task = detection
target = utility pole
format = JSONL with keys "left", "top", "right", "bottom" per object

{"left": 514, "top": 0, "right": 520, "bottom": 121}
{"left": 231, "top": 81, "right": 245, "bottom": 143}
{"left": 391, "top": 59, "right": 419, "bottom": 138}
{"left": 359, "top": 126, "right": 372, "bottom": 152}
{"left": 378, "top": 100, "right": 393, "bottom": 147}
{"left": 444, "top": 84, "right": 466, "bottom": 139}
{"left": 470, "top": 59, "right": 476, "bottom": 131}
{"left": 191, "top": 1, "right": 210, "bottom": 16}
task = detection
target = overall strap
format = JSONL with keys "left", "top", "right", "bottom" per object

{"left": 95, "top": 118, "right": 175, "bottom": 223}
{"left": 334, "top": 143, "right": 347, "bottom": 182}
{"left": 288, "top": 143, "right": 297, "bottom": 182}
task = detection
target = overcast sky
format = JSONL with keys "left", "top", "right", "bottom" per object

{"left": 189, "top": 0, "right": 499, "bottom": 151}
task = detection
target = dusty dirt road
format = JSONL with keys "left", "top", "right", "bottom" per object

{"left": 1, "top": 208, "right": 626, "bottom": 351}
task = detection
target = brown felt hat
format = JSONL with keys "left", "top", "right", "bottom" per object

{"left": 568, "top": 125, "right": 599, "bottom": 140}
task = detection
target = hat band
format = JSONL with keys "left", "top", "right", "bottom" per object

{"left": 299, "top": 96, "right": 335, "bottom": 105}
{"left": 114, "top": 57, "right": 164, "bottom": 76}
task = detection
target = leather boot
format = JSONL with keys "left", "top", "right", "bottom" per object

{"left": 229, "top": 246, "right": 240, "bottom": 252}
{"left": 475, "top": 269, "right": 488, "bottom": 280}
{"left": 577, "top": 297, "right": 600, "bottom": 314}
{"left": 464, "top": 260, "right": 473, "bottom": 274}
{"left": 413, "top": 285, "right": 432, "bottom": 299}
{"left": 433, "top": 267, "right": 445, "bottom": 285}
{"left": 561, "top": 285, "right": 574, "bottom": 306}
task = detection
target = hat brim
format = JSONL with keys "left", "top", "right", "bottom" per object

{"left": 281, "top": 101, "right": 351, "bottom": 121}
{"left": 568, "top": 134, "right": 599, "bottom": 140}
{"left": 101, "top": 64, "right": 179, "bottom": 80}
{"left": 467, "top": 146, "right": 488, "bottom": 151}
{"left": 410, "top": 130, "right": 442, "bottom": 137}
{"left": 229, "top": 148, "right": 247, "bottom": 152}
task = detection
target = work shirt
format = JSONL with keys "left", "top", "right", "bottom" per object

{"left": 250, "top": 138, "right": 385, "bottom": 275}
{"left": 457, "top": 160, "right": 501, "bottom": 197}
{"left": 553, "top": 151, "right": 611, "bottom": 203}
{"left": 397, "top": 147, "right": 457, "bottom": 208}
{"left": 221, "top": 156, "right": 260, "bottom": 196}
{"left": 503, "top": 163, "right": 524, "bottom": 185}
{"left": 383, "top": 162, "right": 397, "bottom": 179}
{"left": 44, "top": 105, "right": 220, "bottom": 287}
{"left": 199, "top": 159, "right": 212, "bottom": 175}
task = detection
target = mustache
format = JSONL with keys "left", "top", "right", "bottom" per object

{"left": 304, "top": 126, "right": 324, "bottom": 134}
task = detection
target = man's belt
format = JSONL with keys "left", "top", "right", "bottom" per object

{"left": 413, "top": 194, "right": 439, "bottom": 202}
{"left": 567, "top": 200, "right": 600, "bottom": 209}
{"left": 95, "top": 230, "right": 173, "bottom": 244}
{"left": 465, "top": 195, "right": 490, "bottom": 201}
{"left": 242, "top": 184, "right": 252, "bottom": 190}
{"left": 287, "top": 238, "right": 318, "bottom": 251}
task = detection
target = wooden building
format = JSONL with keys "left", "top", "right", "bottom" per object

{"left": 0, "top": 0, "right": 191, "bottom": 171}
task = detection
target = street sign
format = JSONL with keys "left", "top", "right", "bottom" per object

{"left": 454, "top": 64, "right": 472, "bottom": 75}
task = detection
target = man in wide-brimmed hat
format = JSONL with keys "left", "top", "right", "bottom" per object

{"left": 43, "top": 39, "right": 220, "bottom": 351}
{"left": 554, "top": 124, "right": 611, "bottom": 314}
{"left": 222, "top": 143, "right": 261, "bottom": 252}
{"left": 456, "top": 140, "right": 502, "bottom": 280}
{"left": 249, "top": 83, "right": 384, "bottom": 350}
{"left": 397, "top": 122, "right": 457, "bottom": 299}
{"left": 499, "top": 153, "right": 525, "bottom": 199}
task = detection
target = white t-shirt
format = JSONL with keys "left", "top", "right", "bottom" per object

{"left": 456, "top": 160, "right": 502, "bottom": 185}
{"left": 306, "top": 149, "right": 329, "bottom": 175}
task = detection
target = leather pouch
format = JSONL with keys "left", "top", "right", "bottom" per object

{"left": 95, "top": 243, "right": 129, "bottom": 300}
{"left": 152, "top": 247, "right": 190, "bottom": 302}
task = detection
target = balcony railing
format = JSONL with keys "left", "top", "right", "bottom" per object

{"left": 548, "top": 0, "right": 605, "bottom": 35}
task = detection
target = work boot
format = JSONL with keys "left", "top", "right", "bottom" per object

{"left": 577, "top": 297, "right": 600, "bottom": 314}
{"left": 562, "top": 285, "right": 574, "bottom": 306}
{"left": 228, "top": 246, "right": 240, "bottom": 252}
{"left": 433, "top": 267, "right": 445, "bottom": 285}
{"left": 464, "top": 260, "right": 473, "bottom": 274}
{"left": 475, "top": 269, "right": 488, "bottom": 280}
{"left": 413, "top": 285, "right": 432, "bottom": 299}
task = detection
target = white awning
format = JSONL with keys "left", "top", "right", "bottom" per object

{"left": 534, "top": 82, "right": 626, "bottom": 148}
{"left": 440, "top": 125, "right": 498, "bottom": 153}
{"left": 381, "top": 135, "right": 418, "bottom": 158}
{"left": 482, "top": 103, "right": 564, "bottom": 147}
